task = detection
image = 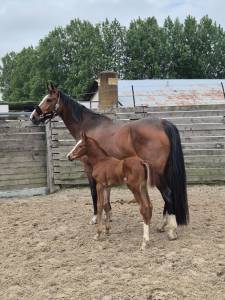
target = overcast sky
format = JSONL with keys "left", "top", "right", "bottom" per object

{"left": 1, "top": 0, "right": 225, "bottom": 61}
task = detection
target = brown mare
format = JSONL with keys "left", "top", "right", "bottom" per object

{"left": 67, "top": 132, "right": 157, "bottom": 249}
{"left": 30, "top": 84, "right": 189, "bottom": 240}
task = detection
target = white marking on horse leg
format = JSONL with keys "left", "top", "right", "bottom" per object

{"left": 157, "top": 213, "right": 168, "bottom": 232}
{"left": 90, "top": 214, "right": 97, "bottom": 225}
{"left": 141, "top": 223, "right": 150, "bottom": 250}
{"left": 167, "top": 214, "right": 178, "bottom": 240}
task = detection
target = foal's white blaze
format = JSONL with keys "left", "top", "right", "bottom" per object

{"left": 67, "top": 139, "right": 82, "bottom": 159}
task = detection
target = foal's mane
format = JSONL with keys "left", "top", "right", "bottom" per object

{"left": 87, "top": 136, "right": 109, "bottom": 157}
{"left": 59, "top": 91, "right": 110, "bottom": 122}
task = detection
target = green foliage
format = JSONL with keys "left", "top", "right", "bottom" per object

{"left": 1, "top": 15, "right": 225, "bottom": 103}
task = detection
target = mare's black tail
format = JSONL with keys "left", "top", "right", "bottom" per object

{"left": 163, "top": 120, "right": 189, "bottom": 225}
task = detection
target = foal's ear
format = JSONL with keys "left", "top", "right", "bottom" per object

{"left": 80, "top": 131, "right": 87, "bottom": 141}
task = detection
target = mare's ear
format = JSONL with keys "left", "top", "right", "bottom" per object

{"left": 47, "top": 82, "right": 57, "bottom": 94}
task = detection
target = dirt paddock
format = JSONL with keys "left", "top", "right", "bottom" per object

{"left": 0, "top": 185, "right": 225, "bottom": 300}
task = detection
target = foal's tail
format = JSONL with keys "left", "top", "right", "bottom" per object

{"left": 142, "top": 161, "right": 158, "bottom": 188}
{"left": 163, "top": 120, "right": 189, "bottom": 225}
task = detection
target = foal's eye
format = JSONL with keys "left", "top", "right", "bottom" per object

{"left": 47, "top": 99, "right": 52, "bottom": 103}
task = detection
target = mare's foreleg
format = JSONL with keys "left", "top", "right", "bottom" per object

{"left": 87, "top": 175, "right": 98, "bottom": 224}
{"left": 95, "top": 183, "right": 105, "bottom": 240}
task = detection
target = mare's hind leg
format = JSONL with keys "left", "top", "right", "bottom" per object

{"left": 157, "top": 180, "right": 178, "bottom": 240}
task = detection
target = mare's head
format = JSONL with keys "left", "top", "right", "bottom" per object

{"left": 30, "top": 83, "right": 62, "bottom": 125}
{"left": 67, "top": 132, "right": 89, "bottom": 161}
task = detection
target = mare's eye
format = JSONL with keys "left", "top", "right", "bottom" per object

{"left": 47, "top": 99, "right": 52, "bottom": 103}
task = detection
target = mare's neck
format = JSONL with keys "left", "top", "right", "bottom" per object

{"left": 59, "top": 97, "right": 112, "bottom": 140}
{"left": 60, "top": 108, "right": 82, "bottom": 140}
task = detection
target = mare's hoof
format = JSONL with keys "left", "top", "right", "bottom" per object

{"left": 157, "top": 226, "right": 166, "bottom": 233}
{"left": 90, "top": 215, "right": 97, "bottom": 225}
{"left": 167, "top": 229, "right": 178, "bottom": 241}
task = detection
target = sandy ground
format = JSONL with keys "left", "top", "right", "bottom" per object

{"left": 0, "top": 185, "right": 225, "bottom": 300}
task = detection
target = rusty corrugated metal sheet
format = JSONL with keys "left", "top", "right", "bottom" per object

{"left": 118, "top": 79, "right": 225, "bottom": 107}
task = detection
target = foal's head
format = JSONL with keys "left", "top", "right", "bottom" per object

{"left": 30, "top": 83, "right": 62, "bottom": 125}
{"left": 67, "top": 132, "right": 89, "bottom": 161}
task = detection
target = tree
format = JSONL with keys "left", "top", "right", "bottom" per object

{"left": 99, "top": 19, "right": 126, "bottom": 78}
{"left": 124, "top": 17, "right": 162, "bottom": 79}
{"left": 0, "top": 47, "right": 37, "bottom": 102}
{"left": 0, "top": 52, "right": 17, "bottom": 101}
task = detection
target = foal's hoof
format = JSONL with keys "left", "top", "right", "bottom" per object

{"left": 140, "top": 240, "right": 150, "bottom": 251}
{"left": 167, "top": 229, "right": 178, "bottom": 241}
{"left": 90, "top": 215, "right": 97, "bottom": 225}
{"left": 94, "top": 233, "right": 101, "bottom": 241}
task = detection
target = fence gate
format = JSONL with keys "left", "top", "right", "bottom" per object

{"left": 0, "top": 113, "right": 48, "bottom": 197}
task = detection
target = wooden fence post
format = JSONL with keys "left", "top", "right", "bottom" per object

{"left": 45, "top": 121, "right": 59, "bottom": 193}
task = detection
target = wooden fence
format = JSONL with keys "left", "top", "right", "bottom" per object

{"left": 50, "top": 104, "right": 225, "bottom": 187}
{"left": 1, "top": 104, "right": 225, "bottom": 197}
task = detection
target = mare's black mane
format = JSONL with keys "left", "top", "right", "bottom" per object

{"left": 60, "top": 91, "right": 110, "bottom": 122}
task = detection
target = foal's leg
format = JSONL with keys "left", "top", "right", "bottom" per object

{"left": 103, "top": 187, "right": 111, "bottom": 234}
{"left": 139, "top": 183, "right": 153, "bottom": 250}
{"left": 128, "top": 184, "right": 152, "bottom": 250}
{"left": 157, "top": 180, "right": 178, "bottom": 240}
{"left": 95, "top": 183, "right": 105, "bottom": 240}
{"left": 87, "top": 175, "right": 112, "bottom": 225}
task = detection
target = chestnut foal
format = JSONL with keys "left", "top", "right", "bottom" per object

{"left": 67, "top": 132, "right": 158, "bottom": 249}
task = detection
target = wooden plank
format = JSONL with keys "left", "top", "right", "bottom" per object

{"left": 177, "top": 123, "right": 225, "bottom": 131}
{"left": 181, "top": 136, "right": 225, "bottom": 143}
{"left": 52, "top": 140, "right": 77, "bottom": 147}
{"left": 0, "top": 145, "right": 46, "bottom": 152}
{"left": 182, "top": 142, "right": 225, "bottom": 150}
{"left": 0, "top": 161, "right": 46, "bottom": 169}
{"left": 0, "top": 151, "right": 46, "bottom": 161}
{"left": 184, "top": 149, "right": 225, "bottom": 156}
{"left": 54, "top": 178, "right": 88, "bottom": 185}
{"left": 187, "top": 176, "right": 225, "bottom": 183}
{"left": 0, "top": 127, "right": 45, "bottom": 134}
{"left": 0, "top": 172, "right": 46, "bottom": 181}
{"left": 186, "top": 168, "right": 225, "bottom": 176}
{"left": 0, "top": 132, "right": 45, "bottom": 139}
{"left": 0, "top": 177, "right": 47, "bottom": 189}
{"left": 0, "top": 139, "right": 46, "bottom": 150}
{"left": 53, "top": 160, "right": 84, "bottom": 168}
{"left": 0, "top": 187, "right": 48, "bottom": 198}
{"left": 0, "top": 120, "right": 43, "bottom": 128}
{"left": 54, "top": 172, "right": 86, "bottom": 180}
{"left": 0, "top": 166, "right": 46, "bottom": 175}
{"left": 180, "top": 130, "right": 225, "bottom": 137}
